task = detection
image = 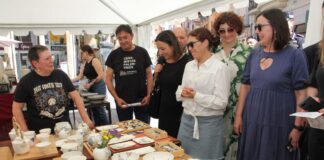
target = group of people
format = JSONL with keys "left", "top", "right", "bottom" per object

{"left": 11, "top": 6, "right": 324, "bottom": 160}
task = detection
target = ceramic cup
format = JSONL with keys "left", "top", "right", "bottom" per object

{"left": 36, "top": 133, "right": 49, "bottom": 142}
{"left": 61, "top": 143, "right": 78, "bottom": 153}
{"left": 23, "top": 131, "right": 36, "bottom": 146}
{"left": 67, "top": 134, "right": 83, "bottom": 151}
{"left": 39, "top": 128, "right": 51, "bottom": 135}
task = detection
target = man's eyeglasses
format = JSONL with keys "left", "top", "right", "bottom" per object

{"left": 254, "top": 23, "right": 270, "bottom": 31}
{"left": 187, "top": 41, "right": 200, "bottom": 48}
{"left": 218, "top": 28, "right": 235, "bottom": 35}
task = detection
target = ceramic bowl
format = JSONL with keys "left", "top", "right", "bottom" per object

{"left": 61, "top": 151, "right": 83, "bottom": 160}
{"left": 36, "top": 141, "right": 51, "bottom": 153}
{"left": 68, "top": 155, "right": 87, "bottom": 160}
{"left": 61, "top": 143, "right": 78, "bottom": 153}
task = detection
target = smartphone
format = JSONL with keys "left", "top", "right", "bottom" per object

{"left": 299, "top": 96, "right": 323, "bottom": 112}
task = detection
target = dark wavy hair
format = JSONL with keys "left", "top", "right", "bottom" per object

{"left": 155, "top": 30, "right": 182, "bottom": 60}
{"left": 115, "top": 24, "right": 133, "bottom": 35}
{"left": 189, "top": 27, "right": 216, "bottom": 49}
{"left": 81, "top": 45, "right": 95, "bottom": 55}
{"left": 256, "top": 8, "right": 290, "bottom": 50}
{"left": 214, "top": 12, "right": 243, "bottom": 36}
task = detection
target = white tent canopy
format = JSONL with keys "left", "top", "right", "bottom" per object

{"left": 0, "top": 0, "right": 248, "bottom": 36}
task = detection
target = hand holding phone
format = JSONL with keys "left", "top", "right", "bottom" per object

{"left": 299, "top": 96, "right": 324, "bottom": 112}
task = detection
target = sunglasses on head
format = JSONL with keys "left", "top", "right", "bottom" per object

{"left": 187, "top": 41, "right": 200, "bottom": 48}
{"left": 218, "top": 28, "right": 235, "bottom": 35}
{"left": 254, "top": 23, "right": 270, "bottom": 31}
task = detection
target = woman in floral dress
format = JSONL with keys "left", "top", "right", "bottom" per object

{"left": 212, "top": 12, "right": 250, "bottom": 160}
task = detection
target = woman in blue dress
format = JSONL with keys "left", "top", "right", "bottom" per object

{"left": 234, "top": 8, "right": 308, "bottom": 160}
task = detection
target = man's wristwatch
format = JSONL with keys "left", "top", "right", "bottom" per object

{"left": 293, "top": 125, "right": 305, "bottom": 131}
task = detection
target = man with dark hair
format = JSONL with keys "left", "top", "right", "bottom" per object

{"left": 105, "top": 25, "right": 153, "bottom": 123}
{"left": 12, "top": 45, "right": 94, "bottom": 132}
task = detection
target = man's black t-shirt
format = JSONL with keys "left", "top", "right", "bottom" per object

{"left": 105, "top": 46, "right": 152, "bottom": 103}
{"left": 14, "top": 69, "right": 75, "bottom": 131}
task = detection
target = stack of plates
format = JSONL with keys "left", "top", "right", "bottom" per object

{"left": 80, "top": 92, "right": 98, "bottom": 106}
{"left": 88, "top": 95, "right": 106, "bottom": 104}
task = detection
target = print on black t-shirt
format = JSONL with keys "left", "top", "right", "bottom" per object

{"left": 33, "top": 82, "right": 67, "bottom": 119}
{"left": 120, "top": 56, "right": 138, "bottom": 76}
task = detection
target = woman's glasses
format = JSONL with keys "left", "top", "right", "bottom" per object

{"left": 187, "top": 41, "right": 200, "bottom": 48}
{"left": 254, "top": 23, "right": 270, "bottom": 31}
{"left": 218, "top": 28, "right": 235, "bottom": 35}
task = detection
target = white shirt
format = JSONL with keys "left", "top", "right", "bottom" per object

{"left": 176, "top": 54, "right": 230, "bottom": 116}
{"left": 176, "top": 54, "right": 230, "bottom": 139}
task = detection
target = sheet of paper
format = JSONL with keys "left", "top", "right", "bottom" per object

{"left": 290, "top": 112, "right": 323, "bottom": 119}
{"left": 308, "top": 116, "right": 324, "bottom": 130}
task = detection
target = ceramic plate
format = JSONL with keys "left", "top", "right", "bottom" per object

{"left": 143, "top": 152, "right": 174, "bottom": 160}
{"left": 132, "top": 136, "right": 154, "bottom": 145}
{"left": 55, "top": 139, "right": 68, "bottom": 147}
{"left": 112, "top": 152, "right": 139, "bottom": 160}
{"left": 110, "top": 141, "right": 136, "bottom": 150}
{"left": 96, "top": 125, "right": 119, "bottom": 131}
{"left": 108, "top": 135, "right": 135, "bottom": 144}
{"left": 118, "top": 146, "right": 155, "bottom": 156}
{"left": 80, "top": 92, "right": 98, "bottom": 97}
{"left": 88, "top": 95, "right": 106, "bottom": 100}
{"left": 90, "top": 100, "right": 104, "bottom": 104}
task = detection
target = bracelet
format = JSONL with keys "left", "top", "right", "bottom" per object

{"left": 293, "top": 125, "right": 304, "bottom": 131}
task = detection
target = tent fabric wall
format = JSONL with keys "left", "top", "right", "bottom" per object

{"left": 304, "top": 0, "right": 324, "bottom": 47}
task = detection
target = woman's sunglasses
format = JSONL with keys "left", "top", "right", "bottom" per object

{"left": 254, "top": 23, "right": 270, "bottom": 31}
{"left": 218, "top": 28, "right": 235, "bottom": 35}
{"left": 187, "top": 41, "right": 200, "bottom": 48}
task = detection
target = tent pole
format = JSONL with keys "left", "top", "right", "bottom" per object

{"left": 98, "top": 0, "right": 134, "bottom": 26}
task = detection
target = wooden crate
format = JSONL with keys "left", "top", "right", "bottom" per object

{"left": 118, "top": 119, "right": 150, "bottom": 133}
{"left": 155, "top": 141, "right": 184, "bottom": 158}
{"left": 143, "top": 128, "right": 168, "bottom": 140}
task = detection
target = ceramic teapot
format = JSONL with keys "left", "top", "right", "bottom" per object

{"left": 76, "top": 122, "right": 90, "bottom": 137}
{"left": 12, "top": 137, "right": 31, "bottom": 155}
{"left": 54, "top": 122, "right": 72, "bottom": 139}
{"left": 87, "top": 133, "right": 102, "bottom": 148}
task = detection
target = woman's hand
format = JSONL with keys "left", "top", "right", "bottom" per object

{"left": 181, "top": 87, "right": 195, "bottom": 99}
{"left": 85, "top": 120, "right": 94, "bottom": 130}
{"left": 141, "top": 95, "right": 151, "bottom": 106}
{"left": 84, "top": 83, "right": 91, "bottom": 89}
{"left": 289, "top": 128, "right": 302, "bottom": 150}
{"left": 234, "top": 116, "right": 243, "bottom": 136}
{"left": 154, "top": 64, "right": 163, "bottom": 73}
